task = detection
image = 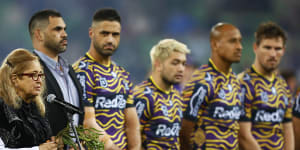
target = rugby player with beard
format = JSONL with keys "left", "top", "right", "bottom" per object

{"left": 132, "top": 39, "right": 190, "bottom": 149}
{"left": 73, "top": 8, "right": 140, "bottom": 150}
{"left": 238, "top": 22, "right": 294, "bottom": 150}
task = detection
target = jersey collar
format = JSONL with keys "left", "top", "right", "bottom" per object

{"left": 208, "top": 58, "right": 232, "bottom": 79}
{"left": 149, "top": 76, "right": 173, "bottom": 94}
{"left": 251, "top": 65, "right": 275, "bottom": 82}
{"left": 86, "top": 52, "right": 111, "bottom": 68}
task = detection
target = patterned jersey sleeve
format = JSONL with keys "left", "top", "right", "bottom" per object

{"left": 293, "top": 93, "right": 300, "bottom": 118}
{"left": 182, "top": 71, "right": 212, "bottom": 122}
{"left": 126, "top": 74, "right": 135, "bottom": 108}
{"left": 73, "top": 59, "right": 95, "bottom": 107}
{"left": 133, "top": 87, "right": 153, "bottom": 129}
{"left": 283, "top": 85, "right": 293, "bottom": 122}
{"left": 238, "top": 73, "right": 255, "bottom": 122}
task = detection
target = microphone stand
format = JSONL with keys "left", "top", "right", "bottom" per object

{"left": 66, "top": 112, "right": 82, "bottom": 150}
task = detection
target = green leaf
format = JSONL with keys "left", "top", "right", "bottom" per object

{"left": 56, "top": 124, "right": 105, "bottom": 150}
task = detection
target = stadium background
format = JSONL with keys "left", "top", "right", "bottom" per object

{"left": 0, "top": 0, "right": 299, "bottom": 84}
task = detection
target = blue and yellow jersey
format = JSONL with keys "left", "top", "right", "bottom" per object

{"left": 239, "top": 66, "right": 293, "bottom": 150}
{"left": 293, "top": 87, "right": 300, "bottom": 118}
{"left": 182, "top": 59, "right": 242, "bottom": 150}
{"left": 133, "top": 77, "right": 183, "bottom": 150}
{"left": 73, "top": 53, "right": 134, "bottom": 149}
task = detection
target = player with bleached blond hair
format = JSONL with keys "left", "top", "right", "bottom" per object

{"left": 133, "top": 39, "right": 190, "bottom": 149}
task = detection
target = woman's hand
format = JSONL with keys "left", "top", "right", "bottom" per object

{"left": 39, "top": 142, "right": 57, "bottom": 150}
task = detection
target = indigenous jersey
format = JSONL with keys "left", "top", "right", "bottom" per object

{"left": 293, "top": 92, "right": 300, "bottom": 118}
{"left": 73, "top": 53, "right": 134, "bottom": 149}
{"left": 182, "top": 59, "right": 242, "bottom": 150}
{"left": 239, "top": 66, "right": 293, "bottom": 150}
{"left": 133, "top": 77, "right": 183, "bottom": 150}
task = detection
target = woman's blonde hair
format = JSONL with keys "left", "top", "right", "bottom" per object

{"left": 0, "top": 48, "right": 46, "bottom": 116}
{"left": 150, "top": 39, "right": 191, "bottom": 70}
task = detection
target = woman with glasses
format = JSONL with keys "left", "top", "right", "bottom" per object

{"left": 0, "top": 49, "right": 58, "bottom": 150}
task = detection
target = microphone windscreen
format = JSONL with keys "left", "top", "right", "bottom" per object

{"left": 47, "top": 94, "right": 56, "bottom": 103}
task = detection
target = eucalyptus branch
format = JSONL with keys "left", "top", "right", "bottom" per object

{"left": 56, "top": 124, "right": 104, "bottom": 150}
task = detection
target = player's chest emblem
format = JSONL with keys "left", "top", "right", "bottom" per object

{"left": 99, "top": 77, "right": 108, "bottom": 88}
{"left": 218, "top": 89, "right": 226, "bottom": 99}
{"left": 260, "top": 91, "right": 269, "bottom": 103}
{"left": 111, "top": 71, "right": 117, "bottom": 79}
{"left": 161, "top": 105, "right": 169, "bottom": 117}
{"left": 228, "top": 84, "right": 232, "bottom": 92}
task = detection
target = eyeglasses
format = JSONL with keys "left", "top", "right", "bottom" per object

{"left": 18, "top": 73, "right": 45, "bottom": 81}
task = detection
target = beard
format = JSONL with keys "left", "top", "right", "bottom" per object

{"left": 161, "top": 73, "right": 180, "bottom": 86}
{"left": 93, "top": 40, "right": 117, "bottom": 57}
{"left": 261, "top": 62, "right": 278, "bottom": 73}
{"left": 44, "top": 38, "right": 67, "bottom": 54}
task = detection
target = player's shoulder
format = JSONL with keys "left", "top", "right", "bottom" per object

{"left": 237, "top": 68, "right": 253, "bottom": 81}
{"left": 276, "top": 74, "right": 289, "bottom": 87}
{"left": 112, "top": 61, "right": 130, "bottom": 75}
{"left": 73, "top": 55, "right": 94, "bottom": 71}
{"left": 189, "top": 64, "right": 214, "bottom": 82}
{"left": 133, "top": 80, "right": 154, "bottom": 98}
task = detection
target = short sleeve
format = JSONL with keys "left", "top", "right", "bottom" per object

{"left": 239, "top": 76, "right": 255, "bottom": 122}
{"left": 182, "top": 82, "right": 209, "bottom": 122}
{"left": 126, "top": 78, "right": 135, "bottom": 108}
{"left": 73, "top": 60, "right": 95, "bottom": 107}
{"left": 293, "top": 93, "right": 300, "bottom": 118}
{"left": 283, "top": 94, "right": 293, "bottom": 123}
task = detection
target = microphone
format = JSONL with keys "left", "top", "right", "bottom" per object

{"left": 47, "top": 94, "right": 83, "bottom": 115}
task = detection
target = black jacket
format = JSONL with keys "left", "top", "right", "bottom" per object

{"left": 38, "top": 57, "right": 84, "bottom": 136}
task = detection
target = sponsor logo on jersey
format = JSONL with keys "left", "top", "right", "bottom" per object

{"left": 240, "top": 88, "right": 246, "bottom": 104}
{"left": 212, "top": 106, "right": 241, "bottom": 120}
{"left": 78, "top": 61, "right": 87, "bottom": 69}
{"left": 294, "top": 95, "right": 300, "bottom": 113}
{"left": 155, "top": 123, "right": 180, "bottom": 137}
{"left": 228, "top": 84, "right": 232, "bottom": 92}
{"left": 136, "top": 101, "right": 145, "bottom": 118}
{"left": 111, "top": 71, "right": 117, "bottom": 79}
{"left": 189, "top": 86, "right": 207, "bottom": 117}
{"left": 243, "top": 73, "right": 251, "bottom": 80}
{"left": 144, "top": 87, "right": 152, "bottom": 95}
{"left": 205, "top": 72, "right": 212, "bottom": 82}
{"left": 94, "top": 94, "right": 126, "bottom": 109}
{"left": 77, "top": 74, "right": 87, "bottom": 99}
{"left": 254, "top": 109, "right": 285, "bottom": 122}
{"left": 271, "top": 87, "right": 277, "bottom": 96}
